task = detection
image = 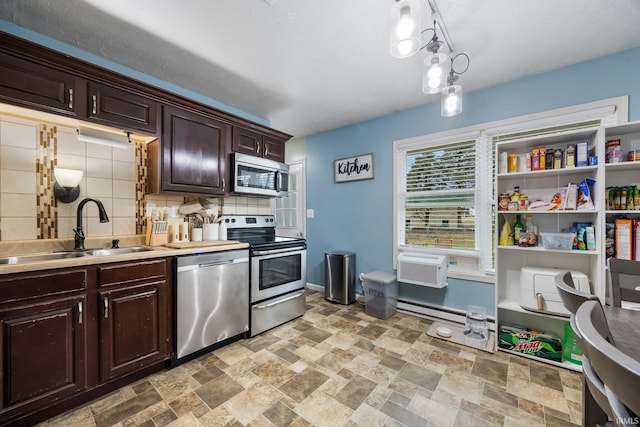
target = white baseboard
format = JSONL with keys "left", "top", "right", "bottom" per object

{"left": 306, "top": 283, "right": 323, "bottom": 292}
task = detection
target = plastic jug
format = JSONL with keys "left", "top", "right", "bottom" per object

{"left": 562, "top": 322, "right": 583, "bottom": 365}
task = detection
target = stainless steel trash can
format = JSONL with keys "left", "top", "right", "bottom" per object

{"left": 324, "top": 251, "right": 355, "bottom": 304}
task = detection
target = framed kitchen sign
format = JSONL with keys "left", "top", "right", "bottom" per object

{"left": 334, "top": 153, "right": 374, "bottom": 183}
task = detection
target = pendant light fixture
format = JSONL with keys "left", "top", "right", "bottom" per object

{"left": 422, "top": 20, "right": 447, "bottom": 94}
{"left": 441, "top": 54, "right": 469, "bottom": 117}
{"left": 389, "top": 0, "right": 422, "bottom": 59}
{"left": 389, "top": 0, "right": 470, "bottom": 117}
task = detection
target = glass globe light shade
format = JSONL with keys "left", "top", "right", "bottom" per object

{"left": 389, "top": 0, "right": 421, "bottom": 58}
{"left": 422, "top": 52, "right": 448, "bottom": 94}
{"left": 441, "top": 84, "right": 463, "bottom": 117}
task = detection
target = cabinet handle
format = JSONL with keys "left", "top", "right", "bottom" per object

{"left": 264, "top": 145, "right": 269, "bottom": 157}
{"left": 68, "top": 88, "right": 74, "bottom": 109}
{"left": 77, "top": 301, "right": 83, "bottom": 324}
{"left": 221, "top": 178, "right": 226, "bottom": 192}
{"left": 256, "top": 141, "right": 260, "bottom": 154}
{"left": 104, "top": 297, "right": 109, "bottom": 319}
{"left": 92, "top": 95, "right": 97, "bottom": 114}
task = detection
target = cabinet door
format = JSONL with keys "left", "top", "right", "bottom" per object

{"left": 263, "top": 136, "right": 286, "bottom": 162}
{"left": 87, "top": 81, "right": 159, "bottom": 134}
{"left": 232, "top": 126, "right": 262, "bottom": 156}
{"left": 162, "top": 105, "right": 230, "bottom": 195}
{"left": 98, "top": 281, "right": 168, "bottom": 381}
{"left": 0, "top": 51, "right": 78, "bottom": 117}
{"left": 0, "top": 296, "right": 86, "bottom": 418}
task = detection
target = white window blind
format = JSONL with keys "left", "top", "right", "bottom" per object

{"left": 400, "top": 139, "right": 477, "bottom": 251}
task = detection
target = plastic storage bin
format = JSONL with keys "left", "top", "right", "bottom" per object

{"left": 362, "top": 271, "right": 398, "bottom": 319}
{"left": 324, "top": 251, "right": 356, "bottom": 305}
{"left": 540, "top": 232, "right": 574, "bottom": 250}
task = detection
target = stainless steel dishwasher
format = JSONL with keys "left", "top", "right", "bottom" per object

{"left": 173, "top": 249, "right": 249, "bottom": 365}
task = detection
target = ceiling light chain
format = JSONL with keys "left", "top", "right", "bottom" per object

{"left": 390, "top": 0, "right": 470, "bottom": 117}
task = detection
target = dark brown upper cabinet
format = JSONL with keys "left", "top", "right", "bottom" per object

{"left": 0, "top": 51, "right": 81, "bottom": 117}
{"left": 232, "top": 126, "right": 286, "bottom": 162}
{"left": 0, "top": 32, "right": 292, "bottom": 198}
{"left": 87, "top": 81, "right": 159, "bottom": 134}
{"left": 148, "top": 105, "right": 231, "bottom": 195}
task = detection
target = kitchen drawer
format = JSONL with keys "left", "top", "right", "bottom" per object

{"left": 98, "top": 259, "right": 166, "bottom": 287}
{"left": 251, "top": 289, "right": 305, "bottom": 337}
{"left": 0, "top": 268, "right": 87, "bottom": 305}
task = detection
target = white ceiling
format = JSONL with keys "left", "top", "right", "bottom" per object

{"left": 1, "top": 0, "right": 640, "bottom": 138}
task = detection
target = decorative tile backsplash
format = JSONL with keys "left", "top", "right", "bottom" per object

{"left": 0, "top": 113, "right": 273, "bottom": 242}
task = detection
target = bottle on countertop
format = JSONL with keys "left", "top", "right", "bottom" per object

{"left": 219, "top": 220, "right": 227, "bottom": 240}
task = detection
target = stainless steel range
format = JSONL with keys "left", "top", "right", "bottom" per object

{"left": 224, "top": 215, "right": 307, "bottom": 336}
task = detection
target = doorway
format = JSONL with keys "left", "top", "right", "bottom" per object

{"left": 274, "top": 159, "right": 305, "bottom": 238}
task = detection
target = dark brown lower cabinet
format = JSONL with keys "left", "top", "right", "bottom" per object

{"left": 97, "top": 258, "right": 169, "bottom": 382}
{"left": 0, "top": 258, "right": 171, "bottom": 425}
{"left": 99, "top": 281, "right": 168, "bottom": 381}
{"left": 0, "top": 295, "right": 86, "bottom": 422}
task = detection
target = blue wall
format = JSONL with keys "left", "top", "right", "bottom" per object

{"left": 306, "top": 47, "right": 640, "bottom": 315}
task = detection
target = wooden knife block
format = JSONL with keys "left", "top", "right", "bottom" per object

{"left": 145, "top": 220, "right": 168, "bottom": 246}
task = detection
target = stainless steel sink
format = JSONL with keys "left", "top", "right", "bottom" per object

{"left": 0, "top": 252, "right": 87, "bottom": 265}
{"left": 83, "top": 246, "right": 154, "bottom": 256}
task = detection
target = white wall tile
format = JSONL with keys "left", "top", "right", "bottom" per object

{"left": 57, "top": 127, "right": 85, "bottom": 156}
{"left": 0, "top": 120, "right": 37, "bottom": 149}
{"left": 112, "top": 217, "right": 136, "bottom": 236}
{"left": 1, "top": 217, "right": 38, "bottom": 240}
{"left": 1, "top": 170, "right": 36, "bottom": 194}
{"left": 1, "top": 146, "right": 36, "bottom": 172}
{"left": 86, "top": 177, "right": 113, "bottom": 198}
{"left": 0, "top": 193, "right": 36, "bottom": 217}
{"left": 112, "top": 160, "right": 135, "bottom": 181}
{"left": 112, "top": 198, "right": 136, "bottom": 217}
{"left": 86, "top": 142, "right": 112, "bottom": 160}
{"left": 113, "top": 145, "right": 136, "bottom": 162}
{"left": 86, "top": 157, "right": 113, "bottom": 179}
{"left": 56, "top": 215, "right": 76, "bottom": 239}
{"left": 86, "top": 217, "right": 113, "bottom": 237}
{"left": 113, "top": 179, "right": 135, "bottom": 199}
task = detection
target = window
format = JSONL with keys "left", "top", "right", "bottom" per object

{"left": 394, "top": 130, "right": 491, "bottom": 273}
{"left": 393, "top": 96, "right": 627, "bottom": 277}
{"left": 404, "top": 140, "right": 477, "bottom": 250}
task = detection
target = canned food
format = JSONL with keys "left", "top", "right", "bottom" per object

{"left": 507, "top": 201, "right": 519, "bottom": 211}
{"left": 498, "top": 193, "right": 510, "bottom": 211}
{"left": 628, "top": 150, "right": 640, "bottom": 162}
{"left": 519, "top": 196, "right": 529, "bottom": 211}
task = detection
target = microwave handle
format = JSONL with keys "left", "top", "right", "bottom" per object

{"left": 275, "top": 171, "right": 281, "bottom": 192}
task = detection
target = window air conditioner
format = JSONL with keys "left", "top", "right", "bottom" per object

{"left": 397, "top": 253, "right": 448, "bottom": 288}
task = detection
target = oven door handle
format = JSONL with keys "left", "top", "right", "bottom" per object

{"left": 254, "top": 291, "right": 305, "bottom": 309}
{"left": 252, "top": 247, "right": 306, "bottom": 256}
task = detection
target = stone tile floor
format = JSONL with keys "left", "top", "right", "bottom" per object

{"left": 39, "top": 289, "right": 583, "bottom": 426}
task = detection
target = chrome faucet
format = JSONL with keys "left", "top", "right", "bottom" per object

{"left": 73, "top": 198, "right": 110, "bottom": 250}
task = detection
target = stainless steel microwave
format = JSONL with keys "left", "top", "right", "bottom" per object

{"left": 231, "top": 153, "right": 289, "bottom": 198}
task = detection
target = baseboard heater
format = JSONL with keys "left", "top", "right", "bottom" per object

{"left": 397, "top": 253, "right": 448, "bottom": 288}
{"left": 398, "top": 298, "right": 496, "bottom": 331}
